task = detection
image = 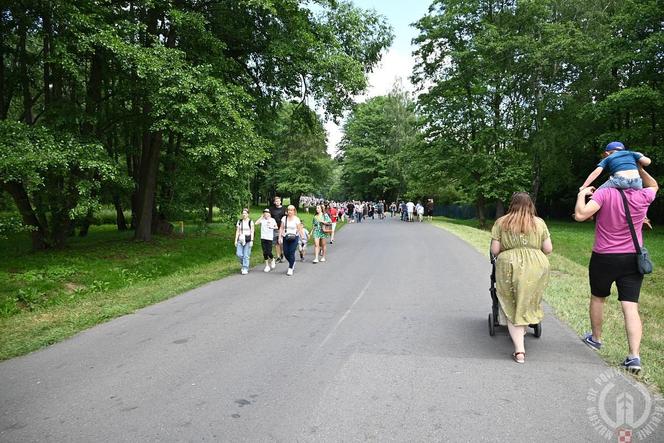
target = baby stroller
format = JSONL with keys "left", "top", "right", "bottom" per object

{"left": 488, "top": 251, "right": 542, "bottom": 337}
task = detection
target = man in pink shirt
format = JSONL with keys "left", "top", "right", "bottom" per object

{"left": 574, "top": 167, "right": 658, "bottom": 373}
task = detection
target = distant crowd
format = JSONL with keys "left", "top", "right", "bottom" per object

{"left": 233, "top": 196, "right": 437, "bottom": 277}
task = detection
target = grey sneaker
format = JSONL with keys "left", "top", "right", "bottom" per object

{"left": 582, "top": 333, "right": 602, "bottom": 351}
{"left": 621, "top": 356, "right": 641, "bottom": 374}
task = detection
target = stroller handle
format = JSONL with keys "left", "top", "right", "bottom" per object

{"left": 488, "top": 245, "right": 497, "bottom": 264}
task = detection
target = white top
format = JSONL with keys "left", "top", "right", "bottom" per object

{"left": 258, "top": 217, "right": 277, "bottom": 240}
{"left": 237, "top": 219, "right": 252, "bottom": 235}
{"left": 281, "top": 216, "right": 301, "bottom": 236}
{"left": 416, "top": 204, "right": 424, "bottom": 215}
{"left": 406, "top": 202, "right": 415, "bottom": 212}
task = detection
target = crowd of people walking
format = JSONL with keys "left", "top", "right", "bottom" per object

{"left": 234, "top": 196, "right": 435, "bottom": 276}
{"left": 235, "top": 196, "right": 337, "bottom": 277}
{"left": 234, "top": 140, "right": 657, "bottom": 373}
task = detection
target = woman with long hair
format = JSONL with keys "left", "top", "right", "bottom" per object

{"left": 278, "top": 205, "right": 305, "bottom": 276}
{"left": 311, "top": 204, "right": 332, "bottom": 263}
{"left": 234, "top": 208, "right": 255, "bottom": 275}
{"left": 490, "top": 192, "right": 553, "bottom": 363}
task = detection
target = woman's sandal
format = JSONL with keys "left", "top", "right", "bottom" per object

{"left": 512, "top": 352, "right": 526, "bottom": 364}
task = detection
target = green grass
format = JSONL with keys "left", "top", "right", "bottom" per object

{"left": 0, "top": 207, "right": 328, "bottom": 360}
{"left": 431, "top": 217, "right": 664, "bottom": 393}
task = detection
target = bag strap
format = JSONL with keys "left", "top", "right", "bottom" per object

{"left": 617, "top": 189, "right": 642, "bottom": 254}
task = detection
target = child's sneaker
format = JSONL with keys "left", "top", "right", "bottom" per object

{"left": 582, "top": 333, "right": 602, "bottom": 351}
{"left": 270, "top": 259, "right": 276, "bottom": 269}
{"left": 264, "top": 265, "right": 270, "bottom": 273}
{"left": 287, "top": 268, "right": 293, "bottom": 276}
{"left": 621, "top": 356, "right": 641, "bottom": 374}
{"left": 241, "top": 268, "right": 248, "bottom": 275}
{"left": 312, "top": 258, "right": 319, "bottom": 264}
{"left": 320, "top": 257, "right": 326, "bottom": 262}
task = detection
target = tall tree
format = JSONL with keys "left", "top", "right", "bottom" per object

{"left": 340, "top": 85, "right": 419, "bottom": 202}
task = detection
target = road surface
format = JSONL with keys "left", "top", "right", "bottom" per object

{"left": 1, "top": 218, "right": 661, "bottom": 442}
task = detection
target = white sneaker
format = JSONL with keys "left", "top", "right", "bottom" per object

{"left": 241, "top": 268, "right": 248, "bottom": 275}
{"left": 320, "top": 257, "right": 326, "bottom": 262}
{"left": 270, "top": 259, "right": 276, "bottom": 269}
{"left": 287, "top": 268, "right": 293, "bottom": 276}
{"left": 264, "top": 265, "right": 270, "bottom": 273}
{"left": 313, "top": 258, "right": 319, "bottom": 263}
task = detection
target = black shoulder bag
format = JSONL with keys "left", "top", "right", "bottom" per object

{"left": 283, "top": 217, "right": 296, "bottom": 241}
{"left": 618, "top": 189, "right": 653, "bottom": 275}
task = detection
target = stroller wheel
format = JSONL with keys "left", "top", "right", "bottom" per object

{"left": 531, "top": 323, "right": 542, "bottom": 338}
{"left": 488, "top": 313, "right": 496, "bottom": 336}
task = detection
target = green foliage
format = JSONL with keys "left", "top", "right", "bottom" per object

{"left": 0, "top": 216, "right": 35, "bottom": 240}
{"left": 411, "top": 0, "right": 663, "bottom": 221}
{"left": 0, "top": 121, "right": 124, "bottom": 245}
{"left": 262, "top": 103, "right": 334, "bottom": 203}
{"left": 340, "top": 85, "right": 419, "bottom": 201}
{"left": 1, "top": 0, "right": 392, "bottom": 247}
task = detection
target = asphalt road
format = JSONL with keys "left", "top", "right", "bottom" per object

{"left": 1, "top": 218, "right": 661, "bottom": 442}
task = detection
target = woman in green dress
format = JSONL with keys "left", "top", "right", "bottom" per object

{"left": 312, "top": 204, "right": 332, "bottom": 263}
{"left": 490, "top": 192, "right": 553, "bottom": 363}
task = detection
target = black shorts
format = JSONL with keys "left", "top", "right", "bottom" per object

{"left": 589, "top": 252, "right": 643, "bottom": 303}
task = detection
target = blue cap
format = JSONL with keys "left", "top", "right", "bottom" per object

{"left": 605, "top": 141, "right": 625, "bottom": 151}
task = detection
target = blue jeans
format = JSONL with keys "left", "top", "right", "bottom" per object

{"left": 598, "top": 175, "right": 642, "bottom": 190}
{"left": 236, "top": 241, "right": 252, "bottom": 270}
{"left": 283, "top": 237, "right": 298, "bottom": 269}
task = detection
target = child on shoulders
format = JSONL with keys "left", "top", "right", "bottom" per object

{"left": 580, "top": 141, "right": 651, "bottom": 191}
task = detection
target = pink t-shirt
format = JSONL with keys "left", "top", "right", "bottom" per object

{"left": 591, "top": 187, "right": 656, "bottom": 253}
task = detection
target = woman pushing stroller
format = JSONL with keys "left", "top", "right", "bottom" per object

{"left": 490, "top": 193, "right": 553, "bottom": 363}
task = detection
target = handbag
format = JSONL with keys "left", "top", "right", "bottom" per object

{"left": 319, "top": 215, "right": 333, "bottom": 234}
{"left": 238, "top": 219, "right": 252, "bottom": 245}
{"left": 283, "top": 216, "right": 296, "bottom": 241}
{"left": 618, "top": 189, "right": 653, "bottom": 274}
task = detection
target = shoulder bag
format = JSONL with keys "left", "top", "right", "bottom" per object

{"left": 618, "top": 189, "right": 653, "bottom": 274}
{"left": 284, "top": 217, "right": 297, "bottom": 241}
{"left": 322, "top": 215, "right": 333, "bottom": 234}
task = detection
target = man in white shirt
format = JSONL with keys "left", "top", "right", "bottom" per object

{"left": 406, "top": 201, "right": 415, "bottom": 222}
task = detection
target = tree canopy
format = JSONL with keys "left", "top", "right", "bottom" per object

{"left": 0, "top": 0, "right": 393, "bottom": 248}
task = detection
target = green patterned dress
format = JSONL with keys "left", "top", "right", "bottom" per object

{"left": 491, "top": 217, "right": 551, "bottom": 326}
{"left": 312, "top": 213, "right": 331, "bottom": 239}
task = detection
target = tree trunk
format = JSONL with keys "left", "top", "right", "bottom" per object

{"left": 495, "top": 199, "right": 505, "bottom": 219}
{"left": 531, "top": 157, "right": 541, "bottom": 206}
{"left": 476, "top": 196, "right": 486, "bottom": 229}
{"left": 78, "top": 210, "right": 94, "bottom": 237}
{"left": 18, "top": 19, "right": 33, "bottom": 125}
{"left": 113, "top": 193, "right": 128, "bottom": 231}
{"left": 134, "top": 128, "right": 162, "bottom": 241}
{"left": 0, "top": 18, "right": 7, "bottom": 119}
{"left": 206, "top": 189, "right": 214, "bottom": 223}
{"left": 42, "top": 2, "right": 53, "bottom": 110}
{"left": 51, "top": 210, "right": 72, "bottom": 248}
{"left": 292, "top": 193, "right": 302, "bottom": 210}
{"left": 2, "top": 181, "right": 49, "bottom": 250}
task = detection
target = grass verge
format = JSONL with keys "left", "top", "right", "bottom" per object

{"left": 0, "top": 207, "right": 335, "bottom": 360}
{"left": 431, "top": 217, "right": 664, "bottom": 393}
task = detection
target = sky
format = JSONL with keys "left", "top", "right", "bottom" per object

{"left": 324, "top": 0, "right": 432, "bottom": 155}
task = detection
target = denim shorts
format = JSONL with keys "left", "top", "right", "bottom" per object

{"left": 598, "top": 176, "right": 642, "bottom": 190}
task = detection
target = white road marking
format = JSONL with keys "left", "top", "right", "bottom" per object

{"left": 318, "top": 278, "right": 373, "bottom": 349}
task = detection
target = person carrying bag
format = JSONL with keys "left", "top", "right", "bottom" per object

{"left": 618, "top": 189, "right": 653, "bottom": 274}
